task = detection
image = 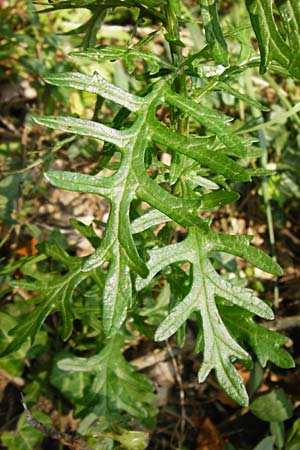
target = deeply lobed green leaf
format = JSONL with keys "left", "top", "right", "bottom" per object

{"left": 33, "top": 73, "right": 256, "bottom": 338}
{"left": 136, "top": 228, "right": 286, "bottom": 406}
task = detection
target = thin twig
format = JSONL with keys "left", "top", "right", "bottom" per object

{"left": 21, "top": 394, "right": 91, "bottom": 450}
{"left": 261, "top": 315, "right": 300, "bottom": 331}
{"left": 165, "top": 340, "right": 187, "bottom": 448}
{"left": 245, "top": 73, "right": 280, "bottom": 307}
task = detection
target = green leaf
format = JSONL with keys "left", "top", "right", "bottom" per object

{"left": 0, "top": 174, "right": 23, "bottom": 224}
{"left": 44, "top": 72, "right": 143, "bottom": 111}
{"left": 102, "top": 249, "right": 132, "bottom": 336}
{"left": 200, "top": 190, "right": 239, "bottom": 210}
{"left": 56, "top": 335, "right": 157, "bottom": 425}
{"left": 0, "top": 312, "right": 29, "bottom": 376}
{"left": 136, "top": 228, "right": 280, "bottom": 406}
{"left": 70, "top": 47, "right": 173, "bottom": 75}
{"left": 275, "top": 0, "right": 300, "bottom": 79}
{"left": 50, "top": 352, "right": 93, "bottom": 403}
{"left": 285, "top": 418, "right": 300, "bottom": 449}
{"left": 39, "top": 74, "right": 254, "bottom": 337}
{"left": 111, "top": 429, "right": 149, "bottom": 450}
{"left": 200, "top": 0, "right": 229, "bottom": 66}
{"left": 33, "top": 67, "right": 290, "bottom": 406}
{"left": 207, "top": 233, "right": 283, "bottom": 275}
{"left": 165, "top": 88, "right": 247, "bottom": 158}
{"left": 131, "top": 209, "right": 170, "bottom": 234}
{"left": 34, "top": 115, "right": 130, "bottom": 148}
{"left": 152, "top": 122, "right": 250, "bottom": 181}
{"left": 250, "top": 389, "right": 293, "bottom": 422}
{"left": 216, "top": 81, "right": 269, "bottom": 111}
{"left": 254, "top": 436, "right": 274, "bottom": 450}
{"left": 44, "top": 169, "right": 113, "bottom": 197}
{"left": 270, "top": 421, "right": 285, "bottom": 450}
{"left": 70, "top": 218, "right": 102, "bottom": 248}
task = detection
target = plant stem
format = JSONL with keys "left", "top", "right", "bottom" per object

{"left": 245, "top": 73, "right": 279, "bottom": 307}
{"left": 163, "top": 2, "right": 187, "bottom": 443}
{"left": 164, "top": 1, "right": 190, "bottom": 195}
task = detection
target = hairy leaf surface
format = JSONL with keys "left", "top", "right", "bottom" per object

{"left": 136, "top": 228, "right": 284, "bottom": 405}
{"left": 34, "top": 73, "right": 252, "bottom": 337}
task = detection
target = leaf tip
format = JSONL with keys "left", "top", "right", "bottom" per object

{"left": 275, "top": 264, "right": 284, "bottom": 277}
{"left": 31, "top": 113, "right": 42, "bottom": 125}
{"left": 43, "top": 170, "right": 56, "bottom": 183}
{"left": 154, "top": 328, "right": 168, "bottom": 342}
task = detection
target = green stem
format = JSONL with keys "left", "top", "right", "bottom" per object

{"left": 163, "top": 2, "right": 188, "bottom": 444}
{"left": 164, "top": 1, "right": 190, "bottom": 195}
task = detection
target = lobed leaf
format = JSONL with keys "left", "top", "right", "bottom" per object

{"left": 38, "top": 72, "right": 275, "bottom": 362}
{"left": 56, "top": 335, "right": 157, "bottom": 423}
{"left": 136, "top": 228, "right": 286, "bottom": 405}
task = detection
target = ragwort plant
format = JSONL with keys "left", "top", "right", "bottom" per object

{"left": 2, "top": 0, "right": 300, "bottom": 447}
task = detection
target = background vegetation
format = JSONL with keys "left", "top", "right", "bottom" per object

{"left": 0, "top": 0, "right": 300, "bottom": 449}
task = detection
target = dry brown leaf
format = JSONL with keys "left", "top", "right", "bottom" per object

{"left": 197, "top": 417, "right": 224, "bottom": 450}
{"left": 16, "top": 237, "right": 38, "bottom": 257}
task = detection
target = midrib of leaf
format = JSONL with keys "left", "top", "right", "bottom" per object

{"left": 19, "top": 429, "right": 39, "bottom": 450}
{"left": 82, "top": 115, "right": 150, "bottom": 275}
{"left": 83, "top": 117, "right": 150, "bottom": 335}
